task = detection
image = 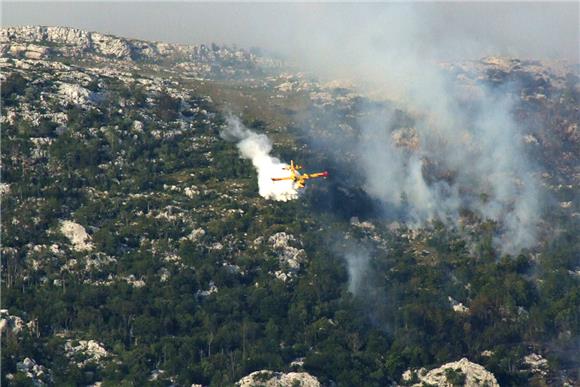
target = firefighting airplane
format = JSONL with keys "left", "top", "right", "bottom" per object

{"left": 272, "top": 160, "right": 329, "bottom": 189}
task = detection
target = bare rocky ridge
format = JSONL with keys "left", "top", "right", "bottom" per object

{"left": 2, "top": 25, "right": 220, "bottom": 60}
{"left": 1, "top": 25, "right": 279, "bottom": 79}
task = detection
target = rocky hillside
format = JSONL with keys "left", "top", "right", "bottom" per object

{"left": 1, "top": 26, "right": 578, "bottom": 386}
{"left": 1, "top": 25, "right": 280, "bottom": 78}
{"left": 441, "top": 56, "right": 579, "bottom": 183}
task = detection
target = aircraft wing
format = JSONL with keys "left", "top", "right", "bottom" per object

{"left": 302, "top": 171, "right": 329, "bottom": 180}
{"left": 271, "top": 176, "right": 293, "bottom": 181}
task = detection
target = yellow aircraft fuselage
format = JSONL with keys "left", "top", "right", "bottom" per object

{"left": 271, "top": 160, "right": 329, "bottom": 188}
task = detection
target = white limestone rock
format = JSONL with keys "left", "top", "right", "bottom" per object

{"left": 197, "top": 281, "right": 218, "bottom": 297}
{"left": 91, "top": 32, "right": 132, "bottom": 59}
{"left": 1, "top": 25, "right": 271, "bottom": 74}
{"left": 408, "top": 358, "right": 499, "bottom": 387}
{"left": 65, "top": 339, "right": 110, "bottom": 367}
{"left": 124, "top": 275, "right": 146, "bottom": 288}
{"left": 85, "top": 253, "right": 117, "bottom": 271}
{"left": 253, "top": 236, "right": 264, "bottom": 248}
{"left": 29, "top": 137, "right": 53, "bottom": 160}
{"left": 0, "top": 26, "right": 129, "bottom": 59}
{"left": 268, "top": 232, "right": 306, "bottom": 271}
{"left": 350, "top": 217, "right": 376, "bottom": 231}
{"left": 524, "top": 353, "right": 549, "bottom": 376}
{"left": 0, "top": 309, "right": 26, "bottom": 335}
{"left": 0, "top": 110, "right": 17, "bottom": 126}
{"left": 149, "top": 369, "right": 168, "bottom": 382}
{"left": 274, "top": 270, "right": 291, "bottom": 282}
{"left": 131, "top": 120, "right": 144, "bottom": 133}
{"left": 210, "top": 242, "right": 224, "bottom": 251}
{"left": 448, "top": 296, "right": 470, "bottom": 314}
{"left": 523, "top": 134, "right": 540, "bottom": 145}
{"left": 184, "top": 186, "right": 200, "bottom": 198}
{"left": 237, "top": 370, "right": 320, "bottom": 387}
{"left": 309, "top": 91, "right": 334, "bottom": 106}
{"left": 290, "top": 358, "right": 305, "bottom": 368}
{"left": 164, "top": 254, "right": 182, "bottom": 264}
{"left": 14, "top": 357, "right": 52, "bottom": 385}
{"left": 159, "top": 268, "right": 171, "bottom": 282}
{"left": 60, "top": 220, "right": 94, "bottom": 252}
{"left": 183, "top": 228, "right": 205, "bottom": 242}
{"left": 0, "top": 183, "right": 10, "bottom": 196}
{"left": 58, "top": 83, "right": 94, "bottom": 105}
{"left": 8, "top": 43, "right": 51, "bottom": 59}
{"left": 276, "top": 82, "right": 294, "bottom": 92}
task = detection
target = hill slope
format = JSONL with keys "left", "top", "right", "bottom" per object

{"left": 1, "top": 27, "right": 578, "bottom": 386}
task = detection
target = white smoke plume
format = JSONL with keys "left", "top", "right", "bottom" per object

{"left": 272, "top": 4, "right": 547, "bottom": 255}
{"left": 221, "top": 116, "right": 299, "bottom": 202}
{"left": 344, "top": 248, "right": 371, "bottom": 296}
{"left": 214, "top": 4, "right": 554, "bottom": 254}
{"left": 355, "top": 85, "right": 542, "bottom": 255}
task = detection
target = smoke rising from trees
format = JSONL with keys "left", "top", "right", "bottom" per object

{"left": 296, "top": 5, "right": 544, "bottom": 255}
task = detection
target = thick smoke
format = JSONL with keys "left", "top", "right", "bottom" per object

{"left": 220, "top": 116, "right": 298, "bottom": 202}
{"left": 284, "top": 4, "right": 545, "bottom": 255}
{"left": 355, "top": 84, "right": 541, "bottom": 255}
{"left": 218, "top": 4, "right": 547, "bottom": 253}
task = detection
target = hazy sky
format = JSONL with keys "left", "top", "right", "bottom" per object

{"left": 2, "top": 2, "right": 579, "bottom": 62}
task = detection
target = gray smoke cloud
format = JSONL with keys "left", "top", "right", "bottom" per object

{"left": 355, "top": 84, "right": 541, "bottom": 254}
{"left": 344, "top": 246, "right": 371, "bottom": 296}
{"left": 286, "top": 4, "right": 546, "bottom": 255}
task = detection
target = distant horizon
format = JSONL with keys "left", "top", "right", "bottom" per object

{"left": 2, "top": 2, "right": 579, "bottom": 64}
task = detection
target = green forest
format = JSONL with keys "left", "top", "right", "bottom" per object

{"left": 1, "top": 37, "right": 579, "bottom": 387}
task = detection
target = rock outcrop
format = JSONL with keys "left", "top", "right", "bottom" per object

{"left": 58, "top": 83, "right": 96, "bottom": 105}
{"left": 237, "top": 370, "right": 320, "bottom": 387}
{"left": 2, "top": 26, "right": 160, "bottom": 60}
{"left": 448, "top": 296, "right": 470, "bottom": 314}
{"left": 403, "top": 358, "right": 499, "bottom": 387}
{"left": 0, "top": 309, "right": 25, "bottom": 335}
{"left": 60, "top": 220, "right": 94, "bottom": 252}
{"left": 7, "top": 357, "right": 53, "bottom": 386}
{"left": 0, "top": 25, "right": 272, "bottom": 76}
{"left": 269, "top": 232, "right": 306, "bottom": 271}
{"left": 64, "top": 339, "right": 110, "bottom": 367}
{"left": 523, "top": 353, "right": 549, "bottom": 376}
